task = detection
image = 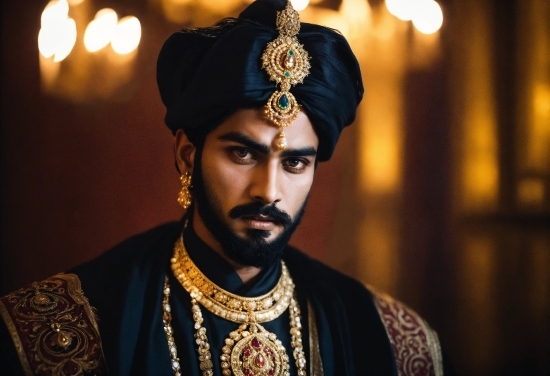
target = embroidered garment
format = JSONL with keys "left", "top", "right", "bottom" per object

{"left": 1, "top": 222, "right": 449, "bottom": 375}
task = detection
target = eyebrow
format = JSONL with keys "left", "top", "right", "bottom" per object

{"left": 218, "top": 131, "right": 317, "bottom": 159}
{"left": 280, "top": 147, "right": 317, "bottom": 159}
{"left": 218, "top": 132, "right": 270, "bottom": 154}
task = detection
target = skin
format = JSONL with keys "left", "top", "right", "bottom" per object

{"left": 175, "top": 108, "right": 319, "bottom": 284}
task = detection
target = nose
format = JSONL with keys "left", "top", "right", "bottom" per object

{"left": 249, "top": 161, "right": 282, "bottom": 205}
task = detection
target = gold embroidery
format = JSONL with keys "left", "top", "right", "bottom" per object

{"left": 369, "top": 286, "right": 443, "bottom": 376}
{"left": 0, "top": 300, "right": 33, "bottom": 376}
{"left": 0, "top": 273, "right": 107, "bottom": 375}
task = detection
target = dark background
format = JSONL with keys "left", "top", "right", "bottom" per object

{"left": 2, "top": 0, "right": 549, "bottom": 374}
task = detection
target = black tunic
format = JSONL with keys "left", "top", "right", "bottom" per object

{"left": 1, "top": 221, "right": 454, "bottom": 375}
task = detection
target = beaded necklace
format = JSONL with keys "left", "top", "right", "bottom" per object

{"left": 162, "top": 235, "right": 307, "bottom": 376}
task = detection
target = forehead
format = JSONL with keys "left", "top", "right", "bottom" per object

{"left": 207, "top": 108, "right": 319, "bottom": 151}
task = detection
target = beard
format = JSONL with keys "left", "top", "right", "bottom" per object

{"left": 191, "top": 153, "right": 307, "bottom": 268}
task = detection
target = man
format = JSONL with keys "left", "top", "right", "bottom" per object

{"left": 0, "top": 0, "right": 451, "bottom": 375}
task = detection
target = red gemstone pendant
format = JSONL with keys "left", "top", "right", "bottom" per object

{"left": 252, "top": 337, "right": 262, "bottom": 350}
{"left": 255, "top": 353, "right": 266, "bottom": 368}
{"left": 227, "top": 325, "right": 288, "bottom": 376}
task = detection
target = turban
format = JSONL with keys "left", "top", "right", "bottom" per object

{"left": 157, "top": 0, "right": 363, "bottom": 161}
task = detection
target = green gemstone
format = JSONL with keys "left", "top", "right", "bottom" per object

{"left": 278, "top": 94, "right": 289, "bottom": 109}
{"left": 288, "top": 49, "right": 294, "bottom": 56}
{"left": 284, "top": 71, "right": 291, "bottom": 78}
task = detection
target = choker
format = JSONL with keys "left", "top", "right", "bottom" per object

{"left": 164, "top": 234, "right": 307, "bottom": 376}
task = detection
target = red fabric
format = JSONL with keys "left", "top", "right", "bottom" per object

{"left": 372, "top": 291, "right": 440, "bottom": 376}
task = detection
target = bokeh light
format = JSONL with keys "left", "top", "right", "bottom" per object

{"left": 53, "top": 18, "right": 77, "bottom": 62}
{"left": 111, "top": 16, "right": 142, "bottom": 55}
{"left": 291, "top": 0, "right": 310, "bottom": 11}
{"left": 39, "top": 24, "right": 63, "bottom": 58}
{"left": 41, "top": 0, "right": 69, "bottom": 27}
{"left": 38, "top": 0, "right": 76, "bottom": 62}
{"left": 84, "top": 9, "right": 118, "bottom": 52}
{"left": 412, "top": 0, "right": 443, "bottom": 34}
{"left": 386, "top": 0, "right": 418, "bottom": 21}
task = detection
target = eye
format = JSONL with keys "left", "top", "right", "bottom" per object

{"left": 282, "top": 158, "right": 309, "bottom": 173}
{"left": 229, "top": 147, "right": 256, "bottom": 164}
{"left": 235, "top": 149, "right": 250, "bottom": 158}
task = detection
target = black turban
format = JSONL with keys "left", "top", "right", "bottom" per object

{"left": 157, "top": 0, "right": 363, "bottom": 161}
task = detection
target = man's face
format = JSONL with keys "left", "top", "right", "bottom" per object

{"left": 188, "top": 108, "right": 318, "bottom": 267}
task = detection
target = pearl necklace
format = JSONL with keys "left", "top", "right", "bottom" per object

{"left": 163, "top": 235, "right": 307, "bottom": 376}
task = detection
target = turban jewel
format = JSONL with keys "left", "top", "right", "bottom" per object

{"left": 157, "top": 0, "right": 363, "bottom": 161}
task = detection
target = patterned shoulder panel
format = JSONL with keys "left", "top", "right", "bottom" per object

{"left": 0, "top": 273, "right": 107, "bottom": 376}
{"left": 368, "top": 286, "right": 444, "bottom": 376}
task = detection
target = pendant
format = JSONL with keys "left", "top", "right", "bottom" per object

{"left": 275, "top": 132, "right": 288, "bottom": 150}
{"left": 221, "top": 322, "right": 290, "bottom": 376}
{"left": 169, "top": 234, "right": 306, "bottom": 376}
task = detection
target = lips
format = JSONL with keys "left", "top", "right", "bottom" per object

{"left": 241, "top": 214, "right": 277, "bottom": 230}
{"left": 254, "top": 213, "right": 274, "bottom": 220}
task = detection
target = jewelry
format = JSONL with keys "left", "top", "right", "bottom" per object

{"left": 167, "top": 235, "right": 307, "bottom": 376}
{"left": 162, "top": 277, "right": 185, "bottom": 376}
{"left": 177, "top": 171, "right": 192, "bottom": 209}
{"left": 173, "top": 236, "right": 294, "bottom": 323}
{"left": 261, "top": 1, "right": 310, "bottom": 150}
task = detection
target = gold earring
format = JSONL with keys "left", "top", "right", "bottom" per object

{"left": 177, "top": 171, "right": 192, "bottom": 209}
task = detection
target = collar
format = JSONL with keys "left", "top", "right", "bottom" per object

{"left": 183, "top": 223, "right": 282, "bottom": 297}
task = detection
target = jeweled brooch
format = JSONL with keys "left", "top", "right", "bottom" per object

{"left": 261, "top": 1, "right": 311, "bottom": 150}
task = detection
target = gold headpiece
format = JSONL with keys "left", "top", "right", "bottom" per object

{"left": 261, "top": 1, "right": 311, "bottom": 150}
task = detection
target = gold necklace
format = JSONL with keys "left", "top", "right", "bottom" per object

{"left": 165, "top": 235, "right": 307, "bottom": 376}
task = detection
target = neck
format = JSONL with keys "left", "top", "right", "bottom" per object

{"left": 192, "top": 210, "right": 262, "bottom": 286}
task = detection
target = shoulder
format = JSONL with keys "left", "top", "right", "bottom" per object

{"left": 0, "top": 273, "right": 107, "bottom": 375}
{"left": 368, "top": 286, "right": 445, "bottom": 376}
{"left": 68, "top": 221, "right": 182, "bottom": 293}
{"left": 0, "top": 221, "right": 182, "bottom": 375}
{"left": 284, "top": 246, "right": 444, "bottom": 376}
{"left": 70, "top": 221, "right": 182, "bottom": 275}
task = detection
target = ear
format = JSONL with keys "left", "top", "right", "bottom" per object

{"left": 174, "top": 129, "right": 196, "bottom": 173}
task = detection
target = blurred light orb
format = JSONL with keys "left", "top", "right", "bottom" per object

{"left": 53, "top": 18, "right": 77, "bottom": 61}
{"left": 386, "top": 0, "right": 417, "bottom": 21}
{"left": 84, "top": 9, "right": 118, "bottom": 52}
{"left": 291, "top": 0, "right": 310, "bottom": 11}
{"left": 41, "top": 0, "right": 69, "bottom": 27}
{"left": 111, "top": 16, "right": 141, "bottom": 55}
{"left": 39, "top": 0, "right": 76, "bottom": 62}
{"left": 412, "top": 0, "right": 443, "bottom": 34}
{"left": 39, "top": 25, "right": 62, "bottom": 58}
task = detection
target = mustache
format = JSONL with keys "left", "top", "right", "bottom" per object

{"left": 228, "top": 202, "right": 292, "bottom": 228}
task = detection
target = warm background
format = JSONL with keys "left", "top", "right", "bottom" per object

{"left": 1, "top": 0, "right": 549, "bottom": 374}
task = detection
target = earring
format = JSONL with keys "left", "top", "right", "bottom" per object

{"left": 177, "top": 171, "right": 192, "bottom": 210}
